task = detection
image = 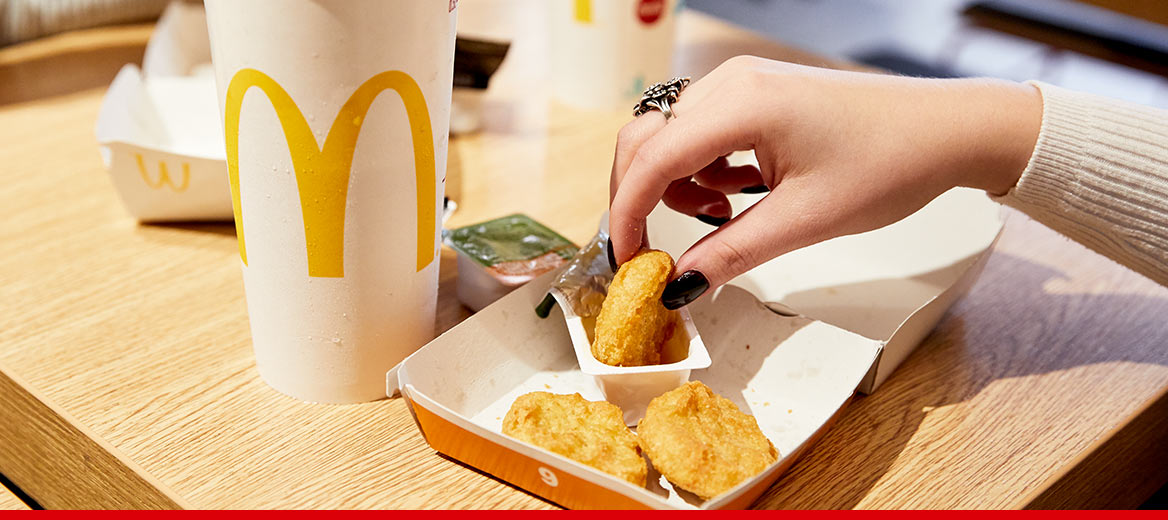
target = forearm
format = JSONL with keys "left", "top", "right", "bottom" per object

{"left": 991, "top": 81, "right": 1168, "bottom": 286}
{"left": 945, "top": 79, "right": 1042, "bottom": 196}
{"left": 605, "top": 57, "right": 1168, "bottom": 303}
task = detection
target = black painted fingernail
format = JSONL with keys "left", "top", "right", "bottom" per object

{"left": 606, "top": 238, "right": 618, "bottom": 272}
{"left": 695, "top": 214, "right": 729, "bottom": 227}
{"left": 741, "top": 185, "right": 770, "bottom": 194}
{"left": 662, "top": 270, "right": 710, "bottom": 310}
{"left": 535, "top": 293, "right": 556, "bottom": 319}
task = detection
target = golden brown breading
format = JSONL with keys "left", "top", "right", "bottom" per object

{"left": 502, "top": 392, "right": 647, "bottom": 487}
{"left": 591, "top": 249, "right": 677, "bottom": 366}
{"left": 637, "top": 381, "right": 778, "bottom": 499}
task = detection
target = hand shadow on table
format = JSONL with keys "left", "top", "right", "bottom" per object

{"left": 749, "top": 251, "right": 1168, "bottom": 509}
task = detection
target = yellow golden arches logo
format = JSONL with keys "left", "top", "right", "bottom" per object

{"left": 575, "top": 0, "right": 592, "bottom": 22}
{"left": 135, "top": 154, "right": 190, "bottom": 192}
{"left": 224, "top": 68, "right": 437, "bottom": 278}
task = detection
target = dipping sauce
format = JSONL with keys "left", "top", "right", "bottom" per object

{"left": 445, "top": 214, "right": 577, "bottom": 310}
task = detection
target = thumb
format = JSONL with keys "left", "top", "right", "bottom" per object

{"left": 661, "top": 184, "right": 831, "bottom": 309}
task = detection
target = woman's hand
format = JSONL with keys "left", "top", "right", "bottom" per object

{"left": 609, "top": 56, "right": 1042, "bottom": 309}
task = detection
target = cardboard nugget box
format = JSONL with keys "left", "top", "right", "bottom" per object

{"left": 95, "top": 2, "right": 232, "bottom": 222}
{"left": 396, "top": 187, "right": 1003, "bottom": 509}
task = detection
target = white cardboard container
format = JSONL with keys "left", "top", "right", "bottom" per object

{"left": 399, "top": 278, "right": 879, "bottom": 509}
{"left": 396, "top": 187, "right": 1003, "bottom": 509}
{"left": 554, "top": 288, "right": 711, "bottom": 425}
{"left": 648, "top": 187, "right": 1003, "bottom": 393}
{"left": 95, "top": 1, "right": 232, "bottom": 222}
{"left": 95, "top": 2, "right": 501, "bottom": 221}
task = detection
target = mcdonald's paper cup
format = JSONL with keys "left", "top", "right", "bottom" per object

{"left": 550, "top": 0, "right": 678, "bottom": 111}
{"left": 205, "top": 0, "right": 457, "bottom": 403}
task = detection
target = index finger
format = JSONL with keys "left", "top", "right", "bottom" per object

{"left": 609, "top": 106, "right": 757, "bottom": 263}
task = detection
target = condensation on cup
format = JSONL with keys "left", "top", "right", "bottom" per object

{"left": 204, "top": 0, "right": 457, "bottom": 403}
{"left": 551, "top": 0, "right": 679, "bottom": 111}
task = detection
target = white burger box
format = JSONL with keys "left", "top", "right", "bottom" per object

{"left": 395, "top": 187, "right": 1004, "bottom": 509}
{"left": 95, "top": 2, "right": 232, "bottom": 222}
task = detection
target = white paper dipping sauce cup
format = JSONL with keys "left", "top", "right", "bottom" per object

{"left": 204, "top": 0, "right": 457, "bottom": 403}
{"left": 548, "top": 232, "right": 711, "bottom": 425}
{"left": 558, "top": 298, "right": 711, "bottom": 425}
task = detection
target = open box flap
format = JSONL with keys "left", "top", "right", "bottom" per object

{"left": 96, "top": 65, "right": 161, "bottom": 153}
{"left": 142, "top": 1, "right": 213, "bottom": 78}
{"left": 398, "top": 269, "right": 880, "bottom": 509}
{"left": 96, "top": 65, "right": 223, "bottom": 160}
{"left": 859, "top": 227, "right": 1002, "bottom": 391}
{"left": 648, "top": 187, "right": 1002, "bottom": 341}
{"left": 648, "top": 183, "right": 1003, "bottom": 392}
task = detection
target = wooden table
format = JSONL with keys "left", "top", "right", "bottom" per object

{"left": 2, "top": 0, "right": 1167, "bottom": 510}
{"left": 0, "top": 484, "right": 29, "bottom": 510}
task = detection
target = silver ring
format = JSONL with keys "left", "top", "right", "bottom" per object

{"left": 634, "top": 77, "right": 690, "bottom": 120}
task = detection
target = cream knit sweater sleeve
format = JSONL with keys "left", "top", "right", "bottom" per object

{"left": 992, "top": 81, "right": 1168, "bottom": 286}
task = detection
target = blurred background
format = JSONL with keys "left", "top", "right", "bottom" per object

{"left": 3, "top": 0, "right": 1166, "bottom": 106}
{"left": 688, "top": 0, "right": 1168, "bottom": 107}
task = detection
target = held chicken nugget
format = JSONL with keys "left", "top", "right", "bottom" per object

{"left": 591, "top": 249, "right": 676, "bottom": 366}
{"left": 637, "top": 381, "right": 779, "bottom": 499}
{"left": 503, "top": 392, "right": 648, "bottom": 487}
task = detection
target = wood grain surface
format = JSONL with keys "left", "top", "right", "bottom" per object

{"left": 1, "top": 0, "right": 1166, "bottom": 510}
{"left": 760, "top": 212, "right": 1168, "bottom": 509}
{"left": 0, "top": 483, "right": 29, "bottom": 510}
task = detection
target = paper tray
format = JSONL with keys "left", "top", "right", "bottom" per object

{"left": 399, "top": 276, "right": 880, "bottom": 509}
{"left": 396, "top": 186, "right": 1003, "bottom": 508}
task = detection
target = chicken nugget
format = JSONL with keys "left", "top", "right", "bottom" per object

{"left": 592, "top": 249, "right": 677, "bottom": 366}
{"left": 637, "top": 381, "right": 778, "bottom": 499}
{"left": 503, "top": 392, "right": 647, "bottom": 487}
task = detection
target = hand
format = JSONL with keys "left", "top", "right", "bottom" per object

{"left": 608, "top": 56, "right": 1042, "bottom": 309}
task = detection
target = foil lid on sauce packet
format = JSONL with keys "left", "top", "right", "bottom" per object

{"left": 546, "top": 232, "right": 612, "bottom": 320}
{"left": 445, "top": 214, "right": 577, "bottom": 311}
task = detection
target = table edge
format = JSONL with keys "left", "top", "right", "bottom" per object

{"left": 1018, "top": 383, "right": 1168, "bottom": 508}
{"left": 0, "top": 362, "right": 189, "bottom": 509}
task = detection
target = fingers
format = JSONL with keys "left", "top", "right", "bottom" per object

{"left": 609, "top": 75, "right": 722, "bottom": 202}
{"left": 610, "top": 117, "right": 666, "bottom": 202}
{"left": 660, "top": 159, "right": 765, "bottom": 226}
{"left": 661, "top": 177, "right": 732, "bottom": 225}
{"left": 694, "top": 163, "right": 766, "bottom": 194}
{"left": 662, "top": 178, "right": 833, "bottom": 309}
{"left": 608, "top": 69, "right": 741, "bottom": 263}
{"left": 609, "top": 106, "right": 757, "bottom": 265}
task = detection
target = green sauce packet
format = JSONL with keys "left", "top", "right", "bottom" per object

{"left": 444, "top": 214, "right": 577, "bottom": 268}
